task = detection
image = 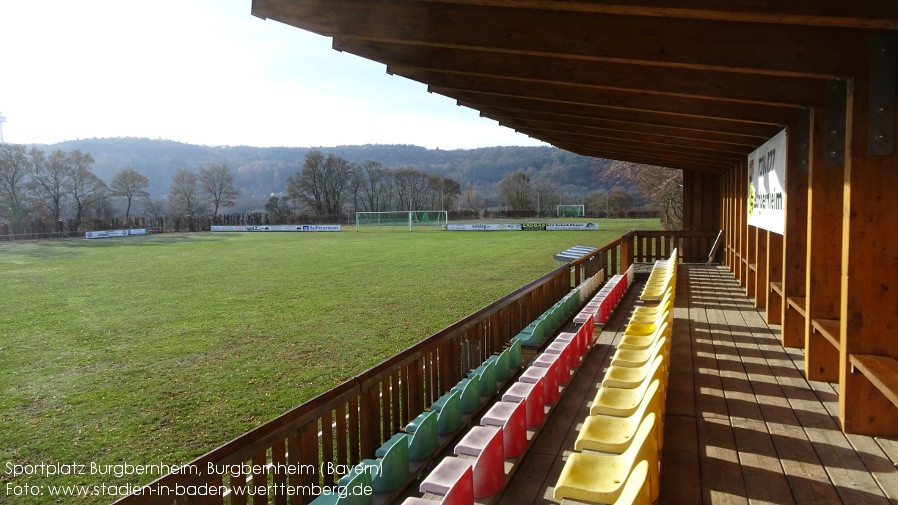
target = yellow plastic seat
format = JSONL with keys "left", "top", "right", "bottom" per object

{"left": 602, "top": 353, "right": 668, "bottom": 390}
{"left": 629, "top": 298, "right": 673, "bottom": 324}
{"left": 590, "top": 357, "right": 665, "bottom": 417}
{"left": 576, "top": 379, "right": 664, "bottom": 453}
{"left": 622, "top": 311, "right": 669, "bottom": 336}
{"left": 618, "top": 321, "right": 670, "bottom": 351}
{"left": 553, "top": 413, "right": 659, "bottom": 504}
{"left": 611, "top": 336, "right": 669, "bottom": 369}
{"left": 613, "top": 460, "right": 652, "bottom": 505}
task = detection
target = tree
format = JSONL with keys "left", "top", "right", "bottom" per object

{"left": 264, "top": 196, "right": 293, "bottom": 224}
{"left": 498, "top": 169, "right": 533, "bottom": 209}
{"left": 110, "top": 166, "right": 150, "bottom": 223}
{"left": 355, "top": 160, "right": 392, "bottom": 212}
{"left": 168, "top": 168, "right": 205, "bottom": 216}
{"left": 68, "top": 151, "right": 106, "bottom": 231}
{"left": 199, "top": 163, "right": 237, "bottom": 215}
{"left": 392, "top": 166, "right": 429, "bottom": 211}
{"left": 27, "top": 148, "right": 69, "bottom": 223}
{"left": 0, "top": 144, "right": 33, "bottom": 233}
{"left": 144, "top": 199, "right": 167, "bottom": 219}
{"left": 596, "top": 160, "right": 683, "bottom": 228}
{"left": 533, "top": 179, "right": 561, "bottom": 216}
{"left": 607, "top": 187, "right": 635, "bottom": 215}
{"left": 286, "top": 150, "right": 354, "bottom": 216}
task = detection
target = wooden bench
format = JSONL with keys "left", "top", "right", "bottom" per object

{"left": 849, "top": 354, "right": 898, "bottom": 408}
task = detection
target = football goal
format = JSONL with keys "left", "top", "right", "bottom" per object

{"left": 355, "top": 211, "right": 449, "bottom": 232}
{"left": 557, "top": 204, "right": 585, "bottom": 217}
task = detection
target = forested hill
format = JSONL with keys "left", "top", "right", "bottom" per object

{"left": 44, "top": 137, "right": 606, "bottom": 200}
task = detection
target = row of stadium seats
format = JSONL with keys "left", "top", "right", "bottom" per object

{"left": 402, "top": 315, "right": 596, "bottom": 504}
{"left": 310, "top": 261, "right": 638, "bottom": 504}
{"left": 574, "top": 265, "right": 636, "bottom": 326}
{"left": 553, "top": 252, "right": 677, "bottom": 505}
{"left": 511, "top": 285, "right": 584, "bottom": 346}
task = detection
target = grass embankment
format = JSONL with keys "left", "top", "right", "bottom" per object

{"left": 0, "top": 219, "right": 658, "bottom": 503}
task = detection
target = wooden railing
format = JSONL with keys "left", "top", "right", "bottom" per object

{"left": 112, "top": 230, "right": 717, "bottom": 505}
{"left": 632, "top": 230, "right": 720, "bottom": 264}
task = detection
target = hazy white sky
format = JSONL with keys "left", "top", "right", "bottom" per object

{"left": 0, "top": 0, "right": 544, "bottom": 149}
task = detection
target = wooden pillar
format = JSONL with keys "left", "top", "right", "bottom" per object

{"left": 766, "top": 231, "right": 783, "bottom": 325}
{"left": 839, "top": 44, "right": 898, "bottom": 436}
{"left": 805, "top": 107, "right": 843, "bottom": 382}
{"left": 746, "top": 225, "right": 757, "bottom": 298}
{"left": 737, "top": 159, "right": 748, "bottom": 287}
{"left": 754, "top": 226, "right": 768, "bottom": 309}
{"left": 781, "top": 122, "right": 809, "bottom": 349}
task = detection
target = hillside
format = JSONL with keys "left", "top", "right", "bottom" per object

{"left": 44, "top": 138, "right": 609, "bottom": 204}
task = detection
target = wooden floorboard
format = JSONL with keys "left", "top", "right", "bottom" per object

{"left": 502, "top": 265, "right": 897, "bottom": 505}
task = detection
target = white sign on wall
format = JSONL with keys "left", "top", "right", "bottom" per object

{"left": 747, "top": 128, "right": 787, "bottom": 235}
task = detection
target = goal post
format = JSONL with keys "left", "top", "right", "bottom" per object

{"left": 557, "top": 204, "right": 585, "bottom": 217}
{"left": 355, "top": 210, "right": 448, "bottom": 232}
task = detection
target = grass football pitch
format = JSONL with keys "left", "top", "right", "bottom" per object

{"left": 0, "top": 219, "right": 657, "bottom": 503}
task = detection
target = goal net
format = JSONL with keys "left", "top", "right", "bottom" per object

{"left": 557, "top": 204, "right": 586, "bottom": 217}
{"left": 355, "top": 211, "right": 448, "bottom": 232}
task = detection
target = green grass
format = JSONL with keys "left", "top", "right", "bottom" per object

{"left": 0, "top": 219, "right": 657, "bottom": 503}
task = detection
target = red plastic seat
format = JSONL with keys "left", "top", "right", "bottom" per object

{"left": 453, "top": 426, "right": 505, "bottom": 497}
{"left": 503, "top": 379, "right": 545, "bottom": 427}
{"left": 480, "top": 400, "right": 527, "bottom": 457}
{"left": 544, "top": 339, "right": 577, "bottom": 372}
{"left": 520, "top": 364, "right": 558, "bottom": 404}
{"left": 412, "top": 458, "right": 474, "bottom": 505}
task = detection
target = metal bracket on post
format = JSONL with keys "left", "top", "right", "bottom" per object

{"left": 796, "top": 108, "right": 812, "bottom": 173}
{"left": 825, "top": 78, "right": 849, "bottom": 167}
{"left": 869, "top": 35, "right": 896, "bottom": 155}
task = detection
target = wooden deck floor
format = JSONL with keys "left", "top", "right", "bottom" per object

{"left": 501, "top": 265, "right": 898, "bottom": 505}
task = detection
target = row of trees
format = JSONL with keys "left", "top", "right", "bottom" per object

{"left": 265, "top": 150, "right": 463, "bottom": 223}
{"left": 0, "top": 143, "right": 239, "bottom": 236}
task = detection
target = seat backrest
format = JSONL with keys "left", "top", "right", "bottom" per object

{"left": 441, "top": 465, "right": 474, "bottom": 505}
{"left": 621, "top": 413, "right": 658, "bottom": 482}
{"left": 630, "top": 380, "right": 663, "bottom": 448}
{"left": 613, "top": 460, "right": 651, "bottom": 505}
{"left": 408, "top": 410, "right": 438, "bottom": 460}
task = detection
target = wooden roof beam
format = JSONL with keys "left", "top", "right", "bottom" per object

{"left": 410, "top": 0, "right": 898, "bottom": 29}
{"left": 477, "top": 109, "right": 761, "bottom": 148}
{"left": 493, "top": 116, "right": 754, "bottom": 155}
{"left": 404, "top": 69, "right": 797, "bottom": 125}
{"left": 550, "top": 142, "right": 729, "bottom": 174}
{"left": 534, "top": 132, "right": 742, "bottom": 164}
{"left": 334, "top": 38, "right": 827, "bottom": 108}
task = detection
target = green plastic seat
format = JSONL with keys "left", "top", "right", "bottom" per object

{"left": 452, "top": 374, "right": 481, "bottom": 413}
{"left": 405, "top": 409, "right": 438, "bottom": 460}
{"left": 430, "top": 390, "right": 462, "bottom": 434}
{"left": 309, "top": 466, "right": 374, "bottom": 505}
{"left": 364, "top": 434, "right": 410, "bottom": 493}
{"left": 486, "top": 348, "right": 511, "bottom": 381}
{"left": 472, "top": 359, "right": 497, "bottom": 396}
{"left": 507, "top": 339, "right": 522, "bottom": 369}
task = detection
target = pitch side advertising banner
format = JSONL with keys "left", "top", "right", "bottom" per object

{"left": 747, "top": 128, "right": 787, "bottom": 235}
{"left": 521, "top": 223, "right": 546, "bottom": 231}
{"left": 447, "top": 224, "right": 521, "bottom": 231}
{"left": 85, "top": 229, "right": 147, "bottom": 239}
{"left": 211, "top": 225, "right": 341, "bottom": 232}
{"left": 546, "top": 223, "right": 598, "bottom": 231}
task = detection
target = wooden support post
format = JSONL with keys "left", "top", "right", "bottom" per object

{"left": 737, "top": 160, "right": 748, "bottom": 287}
{"left": 746, "top": 225, "right": 757, "bottom": 298}
{"left": 839, "top": 60, "right": 898, "bottom": 436}
{"left": 805, "top": 107, "right": 843, "bottom": 382}
{"left": 766, "top": 231, "right": 783, "bottom": 326}
{"left": 781, "top": 122, "right": 809, "bottom": 349}
{"left": 755, "top": 227, "right": 768, "bottom": 310}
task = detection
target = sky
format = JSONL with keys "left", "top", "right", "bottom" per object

{"left": 0, "top": 0, "right": 545, "bottom": 149}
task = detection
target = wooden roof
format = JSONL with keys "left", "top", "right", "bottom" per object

{"left": 250, "top": 0, "right": 898, "bottom": 174}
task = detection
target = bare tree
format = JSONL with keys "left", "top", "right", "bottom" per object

{"left": 0, "top": 144, "right": 33, "bottom": 233}
{"left": 27, "top": 148, "right": 69, "bottom": 223}
{"left": 144, "top": 199, "right": 167, "bottom": 219}
{"left": 264, "top": 196, "right": 293, "bottom": 224}
{"left": 199, "top": 163, "right": 237, "bottom": 215}
{"left": 68, "top": 151, "right": 106, "bottom": 231}
{"left": 356, "top": 160, "right": 392, "bottom": 212}
{"left": 392, "top": 166, "right": 429, "bottom": 210}
{"left": 533, "top": 179, "right": 561, "bottom": 216}
{"left": 498, "top": 169, "right": 533, "bottom": 210}
{"left": 286, "top": 150, "right": 354, "bottom": 216}
{"left": 596, "top": 160, "right": 683, "bottom": 229}
{"left": 110, "top": 166, "right": 150, "bottom": 223}
{"left": 168, "top": 168, "right": 205, "bottom": 216}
